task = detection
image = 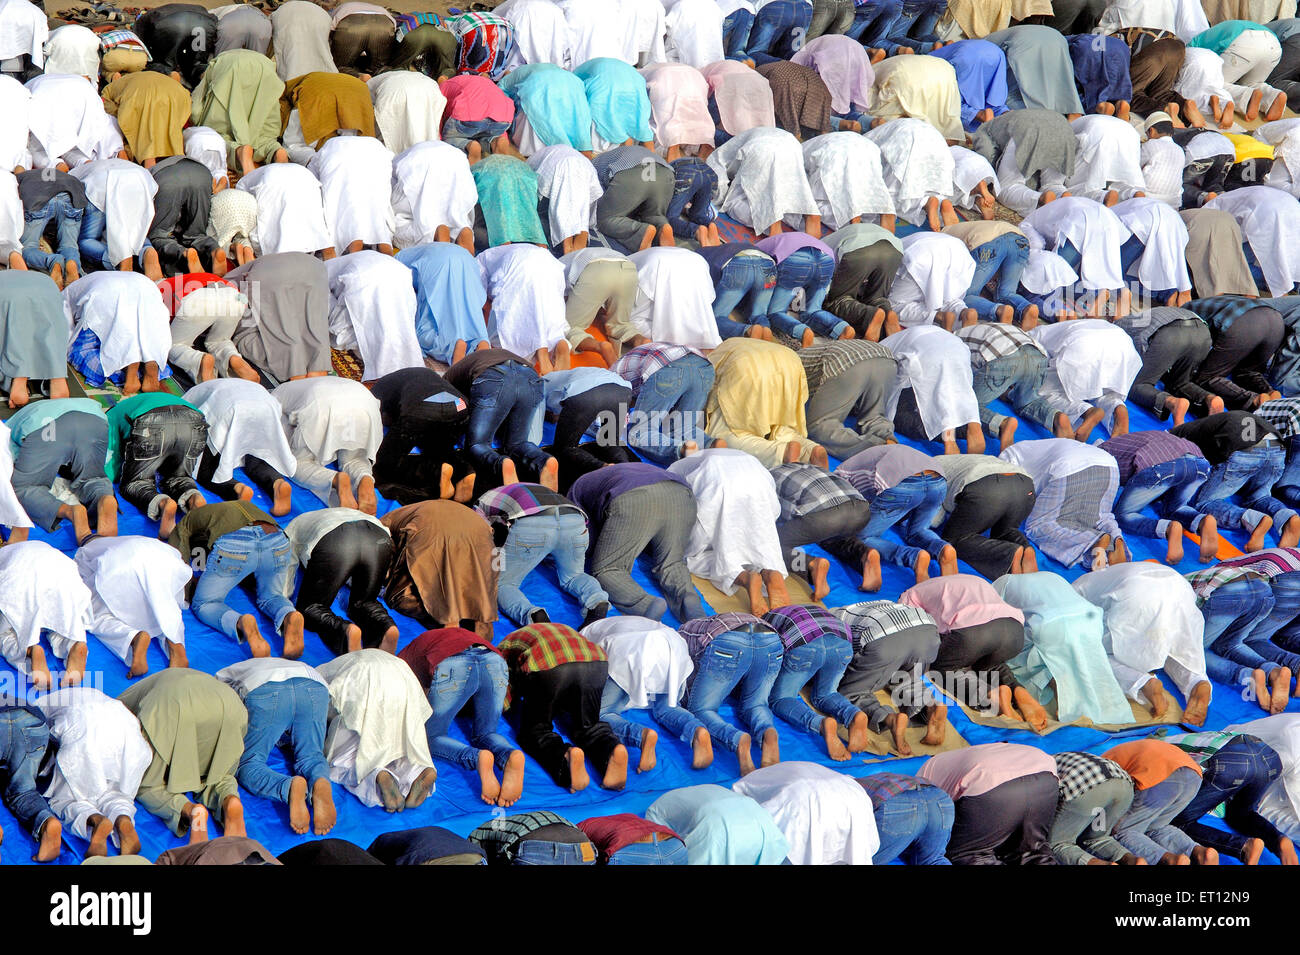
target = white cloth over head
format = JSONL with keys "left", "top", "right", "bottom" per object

{"left": 236, "top": 162, "right": 333, "bottom": 255}
{"left": 324, "top": 250, "right": 423, "bottom": 380}
{"left": 707, "top": 125, "right": 819, "bottom": 233}
{"left": 0, "top": 540, "right": 90, "bottom": 669}
{"left": 581, "top": 615, "right": 694, "bottom": 707}
{"left": 628, "top": 246, "right": 723, "bottom": 350}
{"left": 24, "top": 73, "right": 108, "bottom": 168}
{"left": 1111, "top": 196, "right": 1191, "bottom": 292}
{"left": 1020, "top": 195, "right": 1131, "bottom": 291}
{"left": 272, "top": 376, "right": 383, "bottom": 466}
{"left": 42, "top": 24, "right": 99, "bottom": 79}
{"left": 800, "top": 132, "right": 895, "bottom": 231}
{"left": 368, "top": 71, "right": 446, "bottom": 155}
{"left": 0, "top": 76, "right": 30, "bottom": 171}
{"left": 69, "top": 158, "right": 158, "bottom": 265}
{"left": 63, "top": 271, "right": 172, "bottom": 379}
{"left": 732, "top": 761, "right": 880, "bottom": 866}
{"left": 75, "top": 535, "right": 190, "bottom": 661}
{"left": 391, "top": 140, "right": 478, "bottom": 247}
{"left": 0, "top": 420, "right": 30, "bottom": 529}
{"left": 864, "top": 117, "right": 955, "bottom": 226}
{"left": 184, "top": 377, "right": 297, "bottom": 483}
{"left": 640, "top": 62, "right": 716, "bottom": 149}
{"left": 478, "top": 243, "right": 569, "bottom": 359}
{"left": 891, "top": 232, "right": 977, "bottom": 327}
{"left": 527, "top": 144, "right": 601, "bottom": 245}
{"left": 663, "top": 0, "right": 725, "bottom": 68}
{"left": 883, "top": 324, "right": 982, "bottom": 439}
{"left": 308, "top": 134, "right": 396, "bottom": 254}
{"left": 183, "top": 126, "right": 230, "bottom": 183}
{"left": 1205, "top": 185, "right": 1300, "bottom": 297}
{"left": 496, "top": 0, "right": 575, "bottom": 68}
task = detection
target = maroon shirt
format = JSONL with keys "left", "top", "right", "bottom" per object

{"left": 398, "top": 627, "right": 502, "bottom": 690}
{"left": 577, "top": 814, "right": 682, "bottom": 857}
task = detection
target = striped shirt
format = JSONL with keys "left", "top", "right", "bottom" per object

{"left": 770, "top": 463, "right": 865, "bottom": 521}
{"left": 855, "top": 772, "right": 929, "bottom": 808}
{"left": 956, "top": 322, "right": 1046, "bottom": 363}
{"left": 1097, "top": 430, "right": 1205, "bottom": 484}
{"left": 1053, "top": 751, "right": 1132, "bottom": 804}
{"left": 1255, "top": 398, "right": 1300, "bottom": 440}
{"left": 796, "top": 338, "right": 894, "bottom": 392}
{"left": 762, "top": 604, "right": 851, "bottom": 651}
{"left": 591, "top": 144, "right": 672, "bottom": 189}
{"left": 98, "top": 29, "right": 149, "bottom": 54}
{"left": 677, "top": 612, "right": 776, "bottom": 661}
{"left": 612, "top": 343, "right": 701, "bottom": 396}
{"left": 469, "top": 810, "right": 584, "bottom": 864}
{"left": 497, "top": 624, "right": 607, "bottom": 674}
{"left": 829, "top": 601, "right": 936, "bottom": 653}
{"left": 1165, "top": 729, "right": 1242, "bottom": 765}
{"left": 475, "top": 483, "right": 583, "bottom": 530}
{"left": 1185, "top": 549, "right": 1300, "bottom": 601}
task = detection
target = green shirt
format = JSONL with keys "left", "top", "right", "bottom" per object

{"left": 168, "top": 499, "right": 280, "bottom": 566}
{"left": 104, "top": 393, "right": 203, "bottom": 481}
{"left": 7, "top": 398, "right": 107, "bottom": 459}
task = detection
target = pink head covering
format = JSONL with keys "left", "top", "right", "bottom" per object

{"left": 699, "top": 59, "right": 775, "bottom": 135}
{"left": 898, "top": 573, "right": 1025, "bottom": 634}
{"left": 640, "top": 61, "right": 716, "bottom": 149}
{"left": 790, "top": 34, "right": 875, "bottom": 117}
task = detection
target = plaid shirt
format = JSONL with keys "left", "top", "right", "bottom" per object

{"left": 1185, "top": 548, "right": 1300, "bottom": 601}
{"left": 468, "top": 810, "right": 586, "bottom": 864}
{"left": 497, "top": 624, "right": 607, "bottom": 675}
{"left": 762, "top": 605, "right": 851, "bottom": 651}
{"left": 770, "top": 463, "right": 865, "bottom": 521}
{"left": 1097, "top": 430, "right": 1205, "bottom": 484}
{"left": 1054, "top": 751, "right": 1132, "bottom": 805}
{"left": 677, "top": 612, "right": 776, "bottom": 661}
{"left": 829, "top": 601, "right": 936, "bottom": 654}
{"left": 475, "top": 483, "right": 583, "bottom": 530}
{"left": 611, "top": 343, "right": 701, "bottom": 397}
{"left": 98, "top": 29, "right": 148, "bottom": 55}
{"left": 1184, "top": 295, "right": 1273, "bottom": 335}
{"left": 855, "top": 772, "right": 929, "bottom": 809}
{"left": 1114, "top": 306, "right": 1200, "bottom": 357}
{"left": 1165, "top": 729, "right": 1242, "bottom": 765}
{"left": 956, "top": 322, "right": 1046, "bottom": 363}
{"left": 796, "top": 339, "right": 894, "bottom": 392}
{"left": 592, "top": 145, "right": 672, "bottom": 189}
{"left": 448, "top": 12, "right": 513, "bottom": 79}
{"left": 1255, "top": 398, "right": 1300, "bottom": 440}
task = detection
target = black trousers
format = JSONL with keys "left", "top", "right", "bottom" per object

{"left": 777, "top": 498, "right": 872, "bottom": 571}
{"left": 295, "top": 521, "right": 396, "bottom": 655}
{"left": 1049, "top": 0, "right": 1106, "bottom": 33}
{"left": 197, "top": 447, "right": 285, "bottom": 501}
{"left": 330, "top": 13, "right": 397, "bottom": 75}
{"left": 826, "top": 241, "right": 902, "bottom": 335}
{"left": 119, "top": 406, "right": 208, "bottom": 518}
{"left": 149, "top": 159, "right": 219, "bottom": 275}
{"left": 133, "top": 5, "right": 218, "bottom": 88}
{"left": 1182, "top": 154, "right": 1231, "bottom": 208}
{"left": 947, "top": 772, "right": 1060, "bottom": 865}
{"left": 1195, "top": 307, "right": 1285, "bottom": 409}
{"left": 1268, "top": 35, "right": 1300, "bottom": 110}
{"left": 596, "top": 166, "right": 674, "bottom": 255}
{"left": 930, "top": 616, "right": 1026, "bottom": 707}
{"left": 940, "top": 473, "right": 1034, "bottom": 579}
{"left": 387, "top": 24, "right": 458, "bottom": 79}
{"left": 374, "top": 423, "right": 469, "bottom": 505}
{"left": 1129, "top": 319, "right": 1214, "bottom": 416}
{"left": 549, "top": 383, "right": 637, "bottom": 491}
{"left": 511, "top": 661, "right": 620, "bottom": 789}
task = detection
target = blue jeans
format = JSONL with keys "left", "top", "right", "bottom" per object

{"left": 722, "top": 9, "right": 755, "bottom": 57}
{"left": 742, "top": 0, "right": 812, "bottom": 59}
{"left": 1113, "top": 455, "right": 1211, "bottom": 539}
{"left": 497, "top": 510, "right": 607, "bottom": 624}
{"left": 872, "top": 784, "right": 955, "bottom": 865}
{"left": 599, "top": 678, "right": 704, "bottom": 747}
{"left": 768, "top": 248, "right": 849, "bottom": 340}
{"left": 685, "top": 629, "right": 784, "bottom": 753}
{"left": 966, "top": 234, "right": 1033, "bottom": 320}
{"left": 1276, "top": 433, "right": 1300, "bottom": 508}
{"left": 1113, "top": 767, "right": 1206, "bottom": 864}
{"left": 236, "top": 677, "right": 331, "bottom": 804}
{"left": 1193, "top": 446, "right": 1297, "bottom": 533}
{"left": 466, "top": 362, "right": 552, "bottom": 482}
{"left": 769, "top": 637, "right": 859, "bottom": 735}
{"left": 1245, "top": 571, "right": 1300, "bottom": 673}
{"left": 605, "top": 833, "right": 689, "bottom": 864}
{"left": 442, "top": 117, "right": 510, "bottom": 151}
{"left": 0, "top": 708, "right": 55, "bottom": 840}
{"left": 970, "top": 346, "right": 1058, "bottom": 435}
{"left": 77, "top": 202, "right": 117, "bottom": 271}
{"left": 855, "top": 473, "right": 949, "bottom": 569}
{"left": 191, "top": 526, "right": 297, "bottom": 641}
{"left": 666, "top": 158, "right": 717, "bottom": 236}
{"left": 879, "top": 0, "right": 946, "bottom": 53}
{"left": 1172, "top": 735, "right": 1290, "bottom": 861}
{"left": 629, "top": 354, "right": 714, "bottom": 465}
{"left": 22, "top": 193, "right": 82, "bottom": 272}
{"left": 846, "top": 0, "right": 903, "bottom": 45}
{"left": 713, "top": 255, "right": 776, "bottom": 339}
{"left": 1200, "top": 577, "right": 1278, "bottom": 688}
{"left": 1120, "top": 235, "right": 1176, "bottom": 300}
{"left": 424, "top": 646, "right": 515, "bottom": 771}
{"left": 513, "top": 839, "right": 596, "bottom": 865}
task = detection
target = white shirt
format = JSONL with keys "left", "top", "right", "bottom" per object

{"left": 732, "top": 762, "right": 880, "bottom": 866}
{"left": 581, "top": 615, "right": 694, "bottom": 707}
{"left": 284, "top": 508, "right": 388, "bottom": 565}
{"left": 216, "top": 657, "right": 329, "bottom": 698}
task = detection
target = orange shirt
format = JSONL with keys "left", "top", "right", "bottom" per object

{"left": 1103, "top": 740, "right": 1203, "bottom": 790}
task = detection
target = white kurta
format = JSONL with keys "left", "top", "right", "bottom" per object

{"left": 1032, "top": 318, "right": 1142, "bottom": 425}
{"left": 1020, "top": 248, "right": 1078, "bottom": 295}
{"left": 890, "top": 232, "right": 977, "bottom": 328}
{"left": 663, "top": 0, "right": 725, "bottom": 68}
{"left": 883, "top": 325, "right": 982, "bottom": 439}
{"left": 1205, "top": 186, "right": 1300, "bottom": 297}
{"left": 0, "top": 540, "right": 91, "bottom": 670}
{"left": 24, "top": 73, "right": 106, "bottom": 168}
{"left": 0, "top": 420, "right": 31, "bottom": 530}
{"left": 368, "top": 72, "right": 446, "bottom": 155}
{"left": 950, "top": 144, "right": 998, "bottom": 208}
{"left": 42, "top": 24, "right": 98, "bottom": 79}
{"left": 628, "top": 246, "right": 723, "bottom": 350}
{"left": 864, "top": 118, "right": 955, "bottom": 226}
{"left": 324, "top": 250, "right": 423, "bottom": 380}
{"left": 707, "top": 126, "right": 819, "bottom": 232}
{"left": 667, "top": 447, "right": 786, "bottom": 592}
{"left": 496, "top": 0, "right": 575, "bottom": 68}
{"left": 184, "top": 378, "right": 298, "bottom": 483}
{"left": 68, "top": 158, "right": 158, "bottom": 265}
{"left": 0, "top": 75, "right": 29, "bottom": 170}
{"left": 477, "top": 243, "right": 570, "bottom": 359}
{"left": 1111, "top": 196, "right": 1191, "bottom": 292}
{"left": 182, "top": 126, "right": 229, "bottom": 184}
{"left": 800, "top": 132, "right": 895, "bottom": 231}
{"left": 0, "top": 0, "right": 47, "bottom": 66}
{"left": 1066, "top": 114, "right": 1147, "bottom": 199}
{"left": 307, "top": 135, "right": 396, "bottom": 254}
{"left": 36, "top": 687, "right": 151, "bottom": 843}
{"left": 63, "top": 271, "right": 172, "bottom": 379}
{"left": 558, "top": 0, "right": 639, "bottom": 64}
{"left": 236, "top": 162, "right": 332, "bottom": 255}
{"left": 732, "top": 761, "right": 879, "bottom": 865}
{"left": 1072, "top": 562, "right": 1209, "bottom": 704}
{"left": 527, "top": 144, "right": 602, "bottom": 244}
{"left": 390, "top": 141, "right": 478, "bottom": 247}
{"left": 317, "top": 649, "right": 434, "bottom": 808}
{"left": 581, "top": 615, "right": 694, "bottom": 707}
{"left": 75, "top": 536, "right": 190, "bottom": 663}
{"left": 1097, "top": 0, "right": 1207, "bottom": 40}
{"left": 1020, "top": 196, "right": 1131, "bottom": 291}
{"left": 272, "top": 376, "right": 383, "bottom": 467}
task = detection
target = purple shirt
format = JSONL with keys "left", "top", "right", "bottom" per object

{"left": 762, "top": 604, "right": 850, "bottom": 650}
{"left": 754, "top": 232, "right": 835, "bottom": 264}
{"left": 677, "top": 611, "right": 775, "bottom": 661}
{"left": 566, "top": 463, "right": 688, "bottom": 522}
{"left": 1098, "top": 430, "right": 1205, "bottom": 484}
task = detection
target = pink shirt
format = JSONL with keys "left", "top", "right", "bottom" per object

{"left": 441, "top": 74, "right": 516, "bottom": 125}
{"left": 899, "top": 574, "right": 1024, "bottom": 634}
{"left": 919, "top": 743, "right": 1057, "bottom": 800}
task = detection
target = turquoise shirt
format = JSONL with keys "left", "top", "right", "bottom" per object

{"left": 7, "top": 398, "right": 107, "bottom": 459}
{"left": 1188, "top": 20, "right": 1272, "bottom": 54}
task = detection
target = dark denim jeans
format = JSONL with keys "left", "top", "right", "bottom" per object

{"left": 666, "top": 158, "right": 717, "bottom": 235}
{"left": 77, "top": 201, "right": 116, "bottom": 272}
{"left": 846, "top": 0, "right": 903, "bottom": 44}
{"left": 236, "top": 677, "right": 331, "bottom": 804}
{"left": 713, "top": 254, "right": 777, "bottom": 339}
{"left": 769, "top": 636, "right": 860, "bottom": 734}
{"left": 22, "top": 193, "right": 82, "bottom": 272}
{"left": 466, "top": 362, "right": 552, "bottom": 482}
{"left": 1172, "top": 735, "right": 1290, "bottom": 861}
{"left": 966, "top": 233, "right": 1033, "bottom": 320}
{"left": 1113, "top": 455, "right": 1210, "bottom": 540}
{"left": 872, "top": 783, "right": 955, "bottom": 865}
{"left": 879, "top": 0, "right": 946, "bottom": 53}
{"left": 1200, "top": 577, "right": 1278, "bottom": 690}
{"left": 0, "top": 707, "right": 55, "bottom": 839}
{"left": 424, "top": 646, "right": 515, "bottom": 771}
{"left": 685, "top": 629, "right": 784, "bottom": 753}
{"left": 742, "top": 0, "right": 812, "bottom": 59}
{"left": 119, "top": 405, "right": 209, "bottom": 520}
{"left": 627, "top": 354, "right": 714, "bottom": 465}
{"left": 854, "top": 473, "right": 949, "bottom": 569}
{"left": 1244, "top": 570, "right": 1300, "bottom": 673}
{"left": 768, "top": 248, "right": 849, "bottom": 340}
{"left": 1193, "top": 446, "right": 1297, "bottom": 533}
{"left": 970, "top": 346, "right": 1058, "bottom": 434}
{"left": 1277, "top": 433, "right": 1300, "bottom": 508}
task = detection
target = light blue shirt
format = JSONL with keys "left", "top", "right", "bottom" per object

{"left": 8, "top": 398, "right": 108, "bottom": 459}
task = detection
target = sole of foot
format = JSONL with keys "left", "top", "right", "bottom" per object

{"left": 736, "top": 732, "right": 755, "bottom": 776}
{"left": 760, "top": 727, "right": 780, "bottom": 768}
{"left": 638, "top": 728, "right": 658, "bottom": 773}
{"left": 116, "top": 815, "right": 141, "bottom": 855}
{"left": 602, "top": 745, "right": 629, "bottom": 790}
{"left": 823, "top": 717, "right": 849, "bottom": 761}
{"left": 691, "top": 726, "right": 714, "bottom": 769}
{"left": 1184, "top": 682, "right": 1212, "bottom": 726}
{"left": 498, "top": 750, "right": 525, "bottom": 806}
{"left": 567, "top": 747, "right": 590, "bottom": 792}
{"left": 288, "top": 776, "right": 310, "bottom": 834}
{"left": 477, "top": 749, "right": 501, "bottom": 805}
{"left": 405, "top": 768, "right": 438, "bottom": 808}
{"left": 239, "top": 614, "right": 270, "bottom": 658}
{"left": 36, "top": 818, "right": 62, "bottom": 862}
{"left": 281, "top": 611, "right": 304, "bottom": 659}
{"left": 376, "top": 770, "right": 404, "bottom": 812}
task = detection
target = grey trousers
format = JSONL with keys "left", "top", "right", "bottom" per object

{"left": 836, "top": 623, "right": 941, "bottom": 732}
{"left": 805, "top": 357, "right": 897, "bottom": 459}
{"left": 590, "top": 482, "right": 705, "bottom": 623}
{"left": 12, "top": 411, "right": 113, "bottom": 531}
{"left": 596, "top": 166, "right": 674, "bottom": 255}
{"left": 1049, "top": 776, "right": 1135, "bottom": 866}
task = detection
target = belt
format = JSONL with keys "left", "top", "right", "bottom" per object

{"left": 1250, "top": 438, "right": 1282, "bottom": 450}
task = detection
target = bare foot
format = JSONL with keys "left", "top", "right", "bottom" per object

{"left": 405, "top": 767, "right": 438, "bottom": 808}
{"left": 35, "top": 817, "right": 61, "bottom": 862}
{"left": 567, "top": 746, "right": 590, "bottom": 792}
{"left": 1198, "top": 515, "right": 1219, "bottom": 563}
{"left": 914, "top": 549, "right": 931, "bottom": 584}
{"left": 1074, "top": 406, "right": 1106, "bottom": 442}
{"left": 736, "top": 732, "right": 755, "bottom": 776}
{"left": 762, "top": 569, "right": 791, "bottom": 608}
{"left": 62, "top": 642, "right": 88, "bottom": 687}
{"left": 476, "top": 749, "right": 501, "bottom": 804}
{"left": 272, "top": 479, "right": 293, "bottom": 517}
{"left": 822, "top": 716, "right": 849, "bottom": 760}
{"left": 998, "top": 683, "right": 1025, "bottom": 722}
{"left": 167, "top": 641, "right": 188, "bottom": 669}
{"left": 288, "top": 775, "right": 310, "bottom": 834}
{"left": 128, "top": 631, "right": 151, "bottom": 678}
{"left": 809, "top": 556, "right": 831, "bottom": 601}
{"left": 86, "top": 814, "right": 112, "bottom": 857}
{"left": 499, "top": 750, "right": 525, "bottom": 806}
{"left": 312, "top": 777, "right": 336, "bottom": 835}
{"left": 356, "top": 475, "right": 377, "bottom": 515}
{"left": 539, "top": 457, "right": 559, "bottom": 492}
{"left": 376, "top": 770, "right": 404, "bottom": 811}
{"left": 861, "top": 549, "right": 882, "bottom": 591}
{"left": 1269, "top": 666, "right": 1291, "bottom": 715}
{"left": 999, "top": 416, "right": 1017, "bottom": 451}
{"left": 1167, "top": 396, "right": 1190, "bottom": 426}
{"left": 1247, "top": 515, "right": 1274, "bottom": 552}
{"left": 1014, "top": 687, "right": 1049, "bottom": 732}
{"left": 281, "top": 611, "right": 304, "bottom": 659}
{"left": 760, "top": 727, "right": 780, "bottom": 767}
{"left": 938, "top": 544, "right": 958, "bottom": 576}
{"left": 379, "top": 625, "right": 399, "bottom": 654}
{"left": 221, "top": 794, "right": 246, "bottom": 837}
{"left": 238, "top": 613, "right": 271, "bottom": 658}
{"left": 847, "top": 710, "right": 869, "bottom": 753}
{"left": 186, "top": 804, "right": 208, "bottom": 844}
{"left": 887, "top": 710, "right": 912, "bottom": 757}
{"left": 1165, "top": 521, "right": 1184, "bottom": 565}
{"left": 635, "top": 727, "right": 658, "bottom": 773}
{"left": 691, "top": 725, "right": 713, "bottom": 769}
{"left": 345, "top": 623, "right": 363, "bottom": 653}
{"left": 1184, "top": 681, "right": 1211, "bottom": 726}
{"left": 115, "top": 814, "right": 141, "bottom": 855}
{"left": 922, "top": 703, "right": 947, "bottom": 745}
{"left": 1282, "top": 515, "right": 1300, "bottom": 549}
